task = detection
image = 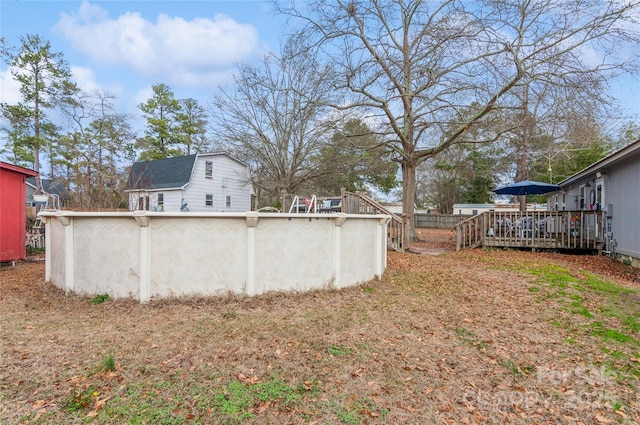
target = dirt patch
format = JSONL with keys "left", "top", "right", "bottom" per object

{"left": 1, "top": 232, "right": 639, "bottom": 424}
{"left": 405, "top": 227, "right": 456, "bottom": 256}
{"left": 415, "top": 227, "right": 457, "bottom": 251}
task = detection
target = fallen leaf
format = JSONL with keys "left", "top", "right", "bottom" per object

{"left": 255, "top": 401, "right": 270, "bottom": 413}
{"left": 238, "top": 373, "right": 258, "bottom": 384}
{"left": 32, "top": 400, "right": 47, "bottom": 408}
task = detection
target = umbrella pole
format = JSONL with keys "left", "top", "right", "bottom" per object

{"left": 519, "top": 195, "right": 526, "bottom": 212}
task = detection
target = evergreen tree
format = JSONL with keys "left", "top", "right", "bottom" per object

{"left": 137, "top": 83, "right": 183, "bottom": 160}
{"left": 176, "top": 98, "right": 210, "bottom": 155}
{"left": 314, "top": 119, "right": 398, "bottom": 195}
{"left": 0, "top": 34, "right": 78, "bottom": 185}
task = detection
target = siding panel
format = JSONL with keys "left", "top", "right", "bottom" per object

{"left": 184, "top": 155, "right": 252, "bottom": 212}
{"left": 607, "top": 157, "right": 640, "bottom": 257}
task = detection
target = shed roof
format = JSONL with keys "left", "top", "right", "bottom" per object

{"left": 0, "top": 161, "right": 38, "bottom": 177}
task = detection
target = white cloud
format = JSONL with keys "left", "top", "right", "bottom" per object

{"left": 71, "top": 65, "right": 110, "bottom": 94}
{"left": 133, "top": 86, "right": 155, "bottom": 109}
{"left": 53, "top": 2, "right": 259, "bottom": 88}
{"left": 0, "top": 69, "right": 23, "bottom": 104}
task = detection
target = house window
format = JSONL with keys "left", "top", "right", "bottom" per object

{"left": 157, "top": 193, "right": 164, "bottom": 211}
{"left": 205, "top": 194, "right": 213, "bottom": 207}
{"left": 205, "top": 161, "right": 213, "bottom": 179}
{"left": 226, "top": 195, "right": 231, "bottom": 208}
{"left": 137, "top": 194, "right": 149, "bottom": 210}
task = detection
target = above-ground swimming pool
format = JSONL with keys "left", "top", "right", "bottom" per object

{"left": 39, "top": 211, "right": 389, "bottom": 303}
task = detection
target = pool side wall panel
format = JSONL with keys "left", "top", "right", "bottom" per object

{"left": 41, "top": 212, "right": 388, "bottom": 302}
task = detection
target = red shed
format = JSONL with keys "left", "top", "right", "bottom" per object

{"left": 0, "top": 162, "right": 38, "bottom": 262}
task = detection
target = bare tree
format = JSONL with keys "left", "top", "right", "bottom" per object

{"left": 56, "top": 89, "right": 135, "bottom": 209}
{"left": 208, "top": 43, "right": 339, "bottom": 202}
{"left": 278, "top": 0, "right": 640, "bottom": 242}
{"left": 312, "top": 118, "right": 399, "bottom": 195}
{"left": 416, "top": 156, "right": 464, "bottom": 214}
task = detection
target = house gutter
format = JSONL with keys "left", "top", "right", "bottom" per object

{"left": 123, "top": 183, "right": 189, "bottom": 193}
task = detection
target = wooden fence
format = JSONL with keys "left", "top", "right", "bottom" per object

{"left": 414, "top": 213, "right": 472, "bottom": 229}
{"left": 26, "top": 206, "right": 37, "bottom": 218}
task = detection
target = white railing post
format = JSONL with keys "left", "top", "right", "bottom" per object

{"left": 288, "top": 196, "right": 299, "bottom": 213}
{"left": 308, "top": 195, "right": 317, "bottom": 213}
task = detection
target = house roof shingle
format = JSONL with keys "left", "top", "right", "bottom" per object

{"left": 26, "top": 177, "right": 67, "bottom": 197}
{"left": 126, "top": 154, "right": 197, "bottom": 191}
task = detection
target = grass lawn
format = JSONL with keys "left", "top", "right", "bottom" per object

{"left": 1, "top": 229, "right": 639, "bottom": 424}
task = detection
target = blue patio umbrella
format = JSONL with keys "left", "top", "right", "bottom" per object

{"left": 493, "top": 180, "right": 560, "bottom": 196}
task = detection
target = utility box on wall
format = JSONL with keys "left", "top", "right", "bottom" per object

{"left": 0, "top": 162, "right": 38, "bottom": 262}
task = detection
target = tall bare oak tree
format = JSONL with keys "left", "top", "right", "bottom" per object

{"left": 279, "top": 0, "right": 639, "bottom": 241}
{"left": 209, "top": 43, "right": 339, "bottom": 204}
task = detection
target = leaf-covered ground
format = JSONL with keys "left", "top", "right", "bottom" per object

{"left": 1, "top": 228, "right": 639, "bottom": 424}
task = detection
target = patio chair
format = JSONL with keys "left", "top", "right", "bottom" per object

{"left": 496, "top": 218, "right": 514, "bottom": 237}
{"left": 516, "top": 217, "right": 534, "bottom": 238}
{"left": 536, "top": 216, "right": 554, "bottom": 237}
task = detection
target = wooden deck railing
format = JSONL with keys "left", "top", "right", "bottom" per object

{"left": 455, "top": 214, "right": 484, "bottom": 250}
{"left": 341, "top": 190, "right": 405, "bottom": 252}
{"left": 456, "top": 210, "right": 604, "bottom": 251}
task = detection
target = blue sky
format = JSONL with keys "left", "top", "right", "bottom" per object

{"left": 1, "top": 0, "right": 639, "bottom": 132}
{"left": 0, "top": 0, "right": 290, "bottom": 118}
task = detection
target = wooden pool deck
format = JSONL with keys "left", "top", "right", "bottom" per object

{"left": 456, "top": 210, "right": 605, "bottom": 252}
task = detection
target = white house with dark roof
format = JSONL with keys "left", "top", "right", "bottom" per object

{"left": 125, "top": 153, "right": 254, "bottom": 212}
{"left": 26, "top": 177, "right": 68, "bottom": 207}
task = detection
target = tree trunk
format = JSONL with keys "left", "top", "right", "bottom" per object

{"left": 401, "top": 159, "right": 417, "bottom": 247}
{"left": 34, "top": 93, "right": 41, "bottom": 189}
{"left": 518, "top": 87, "right": 531, "bottom": 212}
{"left": 519, "top": 195, "right": 526, "bottom": 212}
{"left": 34, "top": 146, "right": 41, "bottom": 189}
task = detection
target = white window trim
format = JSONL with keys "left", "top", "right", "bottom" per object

{"left": 205, "top": 161, "right": 213, "bottom": 179}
